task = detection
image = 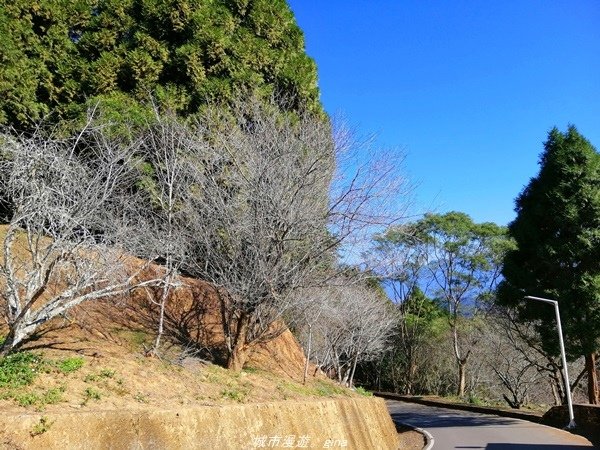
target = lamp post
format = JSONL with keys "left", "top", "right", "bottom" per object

{"left": 525, "top": 295, "right": 576, "bottom": 429}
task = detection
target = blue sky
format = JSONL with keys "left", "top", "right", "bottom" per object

{"left": 287, "top": 1, "right": 600, "bottom": 226}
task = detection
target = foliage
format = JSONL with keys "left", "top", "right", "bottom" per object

{"left": 354, "top": 386, "right": 372, "bottom": 397}
{"left": 497, "top": 125, "right": 600, "bottom": 403}
{"left": 0, "top": 352, "right": 44, "bottom": 388}
{"left": 498, "top": 126, "right": 600, "bottom": 358}
{"left": 355, "top": 289, "right": 454, "bottom": 395}
{"left": 16, "top": 386, "right": 65, "bottom": 408}
{"left": 0, "top": 0, "right": 322, "bottom": 131}
{"left": 82, "top": 386, "right": 102, "bottom": 404}
{"left": 56, "top": 357, "right": 85, "bottom": 374}
{"left": 365, "top": 212, "right": 512, "bottom": 397}
{"left": 221, "top": 387, "right": 248, "bottom": 403}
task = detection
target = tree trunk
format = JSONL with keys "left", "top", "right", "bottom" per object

{"left": 457, "top": 360, "right": 466, "bottom": 397}
{"left": 152, "top": 273, "right": 172, "bottom": 354}
{"left": 226, "top": 313, "right": 250, "bottom": 372}
{"left": 303, "top": 324, "right": 312, "bottom": 385}
{"left": 0, "top": 321, "right": 31, "bottom": 356}
{"left": 348, "top": 352, "right": 360, "bottom": 388}
{"left": 585, "top": 352, "right": 599, "bottom": 404}
{"left": 0, "top": 332, "right": 15, "bottom": 357}
{"left": 406, "top": 360, "right": 417, "bottom": 395}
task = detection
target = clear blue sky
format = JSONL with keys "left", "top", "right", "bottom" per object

{"left": 287, "top": 1, "right": 600, "bottom": 226}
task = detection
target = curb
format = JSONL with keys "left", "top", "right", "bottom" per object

{"left": 393, "top": 421, "right": 434, "bottom": 450}
{"left": 418, "top": 426, "right": 434, "bottom": 450}
{"left": 375, "top": 391, "right": 543, "bottom": 424}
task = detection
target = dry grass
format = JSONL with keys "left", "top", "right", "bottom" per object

{"left": 0, "top": 341, "right": 356, "bottom": 414}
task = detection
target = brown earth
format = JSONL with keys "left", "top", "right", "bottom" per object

{"left": 396, "top": 425, "right": 426, "bottom": 450}
{"left": 0, "top": 261, "right": 341, "bottom": 413}
{"left": 0, "top": 229, "right": 401, "bottom": 448}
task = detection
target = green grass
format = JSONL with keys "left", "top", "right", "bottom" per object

{"left": 55, "top": 357, "right": 84, "bottom": 374}
{"left": 82, "top": 387, "right": 102, "bottom": 405}
{"left": 84, "top": 368, "right": 116, "bottom": 383}
{"left": 0, "top": 352, "right": 80, "bottom": 408}
{"left": 276, "top": 379, "right": 350, "bottom": 398}
{"left": 30, "top": 416, "right": 53, "bottom": 436}
{"left": 15, "top": 385, "right": 65, "bottom": 408}
{"left": 16, "top": 392, "right": 39, "bottom": 407}
{"left": 114, "top": 329, "right": 151, "bottom": 348}
{"left": 133, "top": 392, "right": 149, "bottom": 403}
{"left": 0, "top": 352, "right": 44, "bottom": 388}
{"left": 221, "top": 387, "right": 248, "bottom": 403}
{"left": 314, "top": 380, "right": 347, "bottom": 397}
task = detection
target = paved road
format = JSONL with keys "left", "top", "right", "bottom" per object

{"left": 386, "top": 400, "right": 594, "bottom": 450}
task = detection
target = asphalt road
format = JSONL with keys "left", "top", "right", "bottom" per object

{"left": 386, "top": 400, "right": 595, "bottom": 450}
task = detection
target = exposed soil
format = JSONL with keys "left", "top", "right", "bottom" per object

{"left": 0, "top": 229, "right": 400, "bottom": 449}
{"left": 0, "top": 278, "right": 353, "bottom": 414}
{"left": 396, "top": 425, "right": 426, "bottom": 450}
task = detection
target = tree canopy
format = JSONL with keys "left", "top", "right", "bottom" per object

{"left": 497, "top": 125, "right": 600, "bottom": 403}
{"left": 0, "top": 0, "right": 322, "bottom": 130}
{"left": 374, "top": 212, "right": 511, "bottom": 397}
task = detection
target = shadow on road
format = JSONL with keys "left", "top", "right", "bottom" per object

{"left": 389, "top": 409, "right": 520, "bottom": 429}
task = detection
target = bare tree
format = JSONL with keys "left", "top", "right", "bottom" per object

{"left": 0, "top": 124, "right": 156, "bottom": 354}
{"left": 132, "top": 114, "right": 196, "bottom": 354}
{"left": 289, "top": 287, "right": 329, "bottom": 384}
{"left": 481, "top": 318, "right": 543, "bottom": 408}
{"left": 183, "top": 98, "right": 409, "bottom": 371}
{"left": 297, "top": 283, "right": 396, "bottom": 386}
{"left": 490, "top": 306, "right": 588, "bottom": 406}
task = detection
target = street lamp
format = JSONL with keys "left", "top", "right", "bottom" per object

{"left": 524, "top": 295, "right": 576, "bottom": 429}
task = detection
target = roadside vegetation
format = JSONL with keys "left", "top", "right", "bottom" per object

{"left": 0, "top": 0, "right": 598, "bottom": 418}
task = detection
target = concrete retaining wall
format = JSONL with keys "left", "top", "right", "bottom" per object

{"left": 0, "top": 397, "right": 399, "bottom": 450}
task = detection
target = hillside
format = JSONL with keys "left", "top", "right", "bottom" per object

{"left": 0, "top": 232, "right": 405, "bottom": 449}
{"left": 0, "top": 224, "right": 359, "bottom": 415}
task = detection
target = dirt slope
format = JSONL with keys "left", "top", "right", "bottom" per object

{"left": 0, "top": 230, "right": 400, "bottom": 449}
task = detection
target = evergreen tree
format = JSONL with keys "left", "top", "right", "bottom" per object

{"left": 498, "top": 125, "right": 600, "bottom": 404}
{"left": 0, "top": 0, "right": 322, "bottom": 130}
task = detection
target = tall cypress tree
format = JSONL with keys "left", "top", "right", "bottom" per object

{"left": 0, "top": 0, "right": 322, "bottom": 130}
{"left": 498, "top": 125, "right": 600, "bottom": 404}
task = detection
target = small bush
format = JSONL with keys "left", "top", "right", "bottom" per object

{"left": 85, "top": 368, "right": 116, "bottom": 383}
{"left": 42, "top": 386, "right": 65, "bottom": 405}
{"left": 468, "top": 394, "right": 483, "bottom": 406}
{"left": 16, "top": 392, "right": 40, "bottom": 407}
{"left": 82, "top": 387, "right": 102, "bottom": 404}
{"left": 134, "top": 392, "right": 149, "bottom": 403}
{"left": 30, "top": 416, "right": 53, "bottom": 436}
{"left": 99, "top": 369, "right": 115, "bottom": 378}
{"left": 355, "top": 386, "right": 373, "bottom": 397}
